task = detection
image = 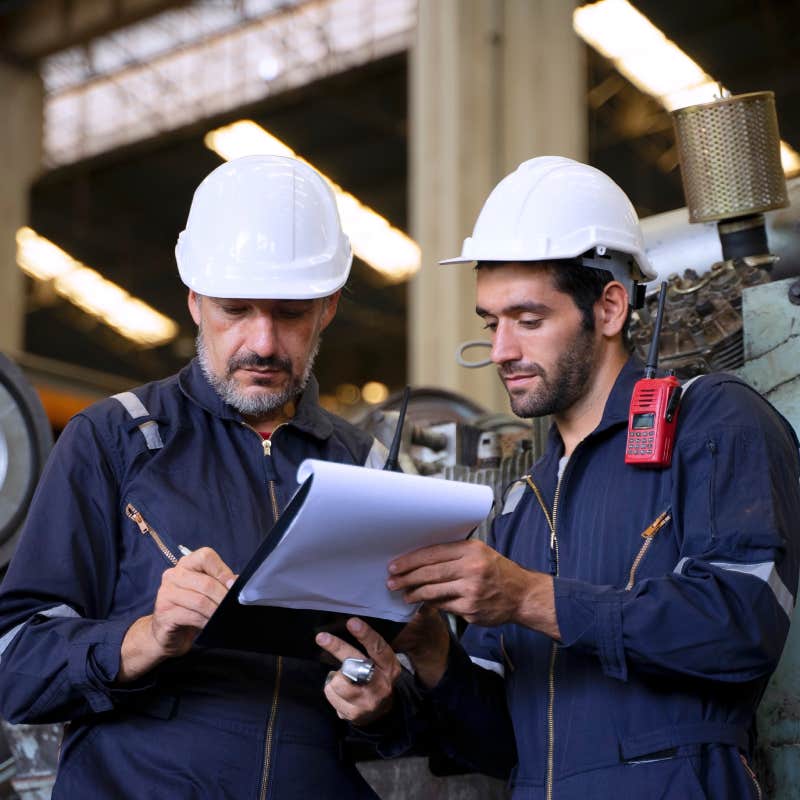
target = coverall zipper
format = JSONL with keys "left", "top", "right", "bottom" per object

{"left": 525, "top": 474, "right": 562, "bottom": 800}
{"left": 243, "top": 422, "right": 285, "bottom": 800}
{"left": 625, "top": 510, "right": 671, "bottom": 590}
{"left": 740, "top": 754, "right": 763, "bottom": 800}
{"left": 262, "top": 436, "right": 280, "bottom": 522}
{"left": 125, "top": 504, "right": 179, "bottom": 565}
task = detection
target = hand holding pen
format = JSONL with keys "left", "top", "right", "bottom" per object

{"left": 117, "top": 546, "right": 236, "bottom": 683}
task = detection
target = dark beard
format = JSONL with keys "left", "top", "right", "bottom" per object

{"left": 500, "top": 327, "right": 595, "bottom": 418}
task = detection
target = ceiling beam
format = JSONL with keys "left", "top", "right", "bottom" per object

{"left": 0, "top": 0, "right": 190, "bottom": 64}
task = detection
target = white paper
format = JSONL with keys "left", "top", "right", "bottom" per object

{"left": 238, "top": 459, "right": 494, "bottom": 621}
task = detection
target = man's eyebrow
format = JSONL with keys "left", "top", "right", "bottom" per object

{"left": 476, "top": 301, "right": 551, "bottom": 317}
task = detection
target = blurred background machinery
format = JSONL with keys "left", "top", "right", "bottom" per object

{"left": 0, "top": 356, "right": 57, "bottom": 800}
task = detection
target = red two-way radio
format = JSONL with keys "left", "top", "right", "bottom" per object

{"left": 625, "top": 282, "right": 683, "bottom": 468}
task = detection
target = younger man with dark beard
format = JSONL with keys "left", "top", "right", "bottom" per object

{"left": 0, "top": 155, "right": 388, "bottom": 798}
{"left": 319, "top": 157, "right": 800, "bottom": 799}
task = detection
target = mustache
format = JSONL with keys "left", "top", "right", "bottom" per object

{"left": 226, "top": 353, "right": 292, "bottom": 378}
{"left": 498, "top": 361, "right": 544, "bottom": 380}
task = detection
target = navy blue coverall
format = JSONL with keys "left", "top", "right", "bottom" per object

{"left": 0, "top": 359, "right": 385, "bottom": 799}
{"left": 423, "top": 359, "right": 800, "bottom": 799}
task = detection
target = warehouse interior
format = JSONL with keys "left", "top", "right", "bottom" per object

{"left": 1, "top": 1, "right": 800, "bottom": 797}
{"left": 3, "top": 0, "right": 796, "bottom": 429}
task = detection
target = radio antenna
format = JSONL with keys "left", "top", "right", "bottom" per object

{"left": 383, "top": 385, "right": 410, "bottom": 472}
{"left": 644, "top": 282, "right": 668, "bottom": 380}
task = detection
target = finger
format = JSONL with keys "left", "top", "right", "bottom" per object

{"left": 323, "top": 681, "right": 379, "bottom": 724}
{"left": 179, "top": 547, "right": 236, "bottom": 587}
{"left": 387, "top": 561, "right": 468, "bottom": 592}
{"left": 401, "top": 580, "right": 465, "bottom": 606}
{"left": 156, "top": 585, "right": 219, "bottom": 622}
{"left": 315, "top": 631, "right": 365, "bottom": 664}
{"left": 388, "top": 542, "right": 470, "bottom": 577}
{"left": 345, "top": 618, "right": 398, "bottom": 674}
{"left": 165, "top": 568, "right": 230, "bottom": 607}
{"left": 323, "top": 681, "right": 356, "bottom": 720}
{"left": 325, "top": 671, "right": 369, "bottom": 704}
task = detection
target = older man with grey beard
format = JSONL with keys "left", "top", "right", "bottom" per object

{"left": 0, "top": 154, "right": 390, "bottom": 799}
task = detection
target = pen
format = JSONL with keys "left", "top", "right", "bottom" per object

{"left": 178, "top": 544, "right": 193, "bottom": 557}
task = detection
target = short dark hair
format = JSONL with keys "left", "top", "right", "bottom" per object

{"left": 542, "top": 261, "right": 613, "bottom": 331}
{"left": 476, "top": 260, "right": 632, "bottom": 345}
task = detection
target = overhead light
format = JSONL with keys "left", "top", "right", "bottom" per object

{"left": 573, "top": 0, "right": 800, "bottom": 177}
{"left": 780, "top": 141, "right": 800, "bottom": 177}
{"left": 335, "top": 383, "right": 361, "bottom": 405}
{"left": 16, "top": 227, "right": 179, "bottom": 347}
{"left": 362, "top": 381, "right": 389, "bottom": 404}
{"left": 204, "top": 120, "right": 421, "bottom": 282}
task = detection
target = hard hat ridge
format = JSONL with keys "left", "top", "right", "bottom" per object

{"left": 176, "top": 154, "right": 352, "bottom": 300}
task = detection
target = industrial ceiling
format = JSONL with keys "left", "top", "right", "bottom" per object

{"left": 2, "top": 0, "right": 800, "bottom": 422}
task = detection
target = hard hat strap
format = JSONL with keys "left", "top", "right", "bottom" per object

{"left": 576, "top": 249, "right": 644, "bottom": 309}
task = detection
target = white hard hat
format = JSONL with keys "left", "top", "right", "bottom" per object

{"left": 176, "top": 154, "right": 352, "bottom": 299}
{"left": 441, "top": 156, "right": 656, "bottom": 302}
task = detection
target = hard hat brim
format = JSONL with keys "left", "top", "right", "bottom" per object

{"left": 439, "top": 256, "right": 474, "bottom": 265}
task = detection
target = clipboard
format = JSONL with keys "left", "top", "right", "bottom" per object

{"left": 196, "top": 477, "right": 405, "bottom": 659}
{"left": 196, "top": 460, "right": 494, "bottom": 661}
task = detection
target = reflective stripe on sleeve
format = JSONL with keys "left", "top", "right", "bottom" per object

{"left": 0, "top": 604, "right": 80, "bottom": 660}
{"left": 112, "top": 391, "right": 164, "bottom": 450}
{"left": 469, "top": 656, "right": 505, "bottom": 678}
{"left": 501, "top": 481, "right": 526, "bottom": 515}
{"left": 674, "top": 558, "right": 794, "bottom": 618}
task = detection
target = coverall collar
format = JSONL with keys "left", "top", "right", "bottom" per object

{"left": 178, "top": 357, "right": 334, "bottom": 440}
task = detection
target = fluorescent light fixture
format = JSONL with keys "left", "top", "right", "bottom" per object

{"left": 573, "top": 0, "right": 800, "bottom": 176}
{"left": 16, "top": 227, "right": 179, "bottom": 347}
{"left": 204, "top": 120, "right": 421, "bottom": 282}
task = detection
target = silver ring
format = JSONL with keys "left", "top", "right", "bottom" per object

{"left": 341, "top": 658, "right": 375, "bottom": 685}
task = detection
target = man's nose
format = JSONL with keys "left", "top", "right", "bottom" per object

{"left": 491, "top": 321, "right": 521, "bottom": 365}
{"left": 246, "top": 313, "right": 279, "bottom": 356}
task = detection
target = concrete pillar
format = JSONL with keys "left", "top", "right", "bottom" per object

{"left": 0, "top": 63, "right": 43, "bottom": 354}
{"left": 409, "top": 0, "right": 587, "bottom": 412}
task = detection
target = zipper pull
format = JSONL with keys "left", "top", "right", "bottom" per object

{"left": 125, "top": 503, "right": 149, "bottom": 534}
{"left": 261, "top": 436, "right": 278, "bottom": 482}
{"left": 641, "top": 511, "right": 671, "bottom": 539}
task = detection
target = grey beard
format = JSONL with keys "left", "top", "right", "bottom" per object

{"left": 196, "top": 329, "right": 319, "bottom": 417}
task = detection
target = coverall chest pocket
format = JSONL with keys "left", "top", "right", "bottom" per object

{"left": 624, "top": 508, "right": 673, "bottom": 590}
{"left": 116, "top": 494, "right": 186, "bottom": 610}
{"left": 124, "top": 501, "right": 181, "bottom": 567}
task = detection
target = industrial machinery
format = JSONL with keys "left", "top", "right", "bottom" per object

{"left": 0, "top": 354, "right": 59, "bottom": 800}
{"left": 0, "top": 354, "right": 52, "bottom": 571}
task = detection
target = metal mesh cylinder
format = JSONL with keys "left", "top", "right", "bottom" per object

{"left": 672, "top": 91, "right": 788, "bottom": 223}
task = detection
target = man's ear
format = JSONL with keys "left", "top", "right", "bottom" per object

{"left": 188, "top": 290, "right": 202, "bottom": 326}
{"left": 596, "top": 281, "right": 629, "bottom": 337}
{"left": 319, "top": 290, "right": 341, "bottom": 332}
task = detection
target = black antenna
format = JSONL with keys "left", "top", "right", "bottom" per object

{"left": 644, "top": 282, "right": 668, "bottom": 380}
{"left": 383, "top": 385, "right": 410, "bottom": 472}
